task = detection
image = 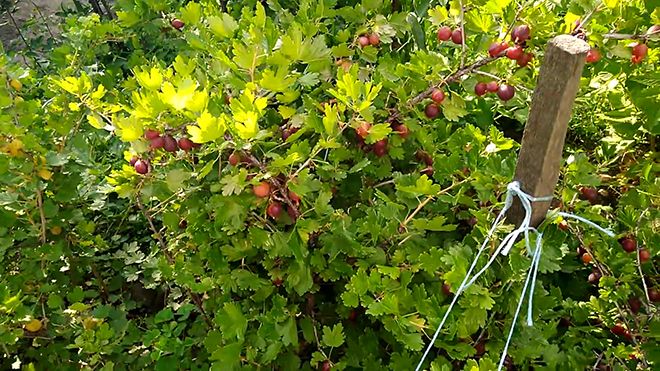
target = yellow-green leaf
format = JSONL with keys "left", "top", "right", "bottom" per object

{"left": 160, "top": 79, "right": 197, "bottom": 111}
{"left": 428, "top": 6, "right": 448, "bottom": 26}
{"left": 115, "top": 115, "right": 143, "bottom": 142}
{"left": 187, "top": 111, "right": 226, "bottom": 143}
{"left": 208, "top": 14, "right": 238, "bottom": 39}
{"left": 134, "top": 67, "right": 163, "bottom": 91}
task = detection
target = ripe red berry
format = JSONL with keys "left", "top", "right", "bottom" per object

{"left": 253, "top": 182, "right": 271, "bottom": 198}
{"left": 267, "top": 202, "right": 283, "bottom": 219}
{"left": 289, "top": 191, "right": 301, "bottom": 203}
{"left": 488, "top": 42, "right": 508, "bottom": 57}
{"left": 581, "top": 253, "right": 592, "bottom": 264}
{"left": 144, "top": 129, "right": 160, "bottom": 140}
{"left": 228, "top": 152, "right": 241, "bottom": 166}
{"left": 474, "top": 82, "right": 488, "bottom": 96}
{"left": 421, "top": 166, "right": 434, "bottom": 177}
{"left": 358, "top": 36, "right": 370, "bottom": 48}
{"left": 579, "top": 187, "right": 599, "bottom": 204}
{"left": 451, "top": 29, "right": 463, "bottom": 44}
{"left": 517, "top": 52, "right": 533, "bottom": 67}
{"left": 134, "top": 159, "right": 149, "bottom": 175}
{"left": 611, "top": 323, "right": 627, "bottom": 337}
{"left": 272, "top": 277, "right": 283, "bottom": 287}
{"left": 639, "top": 249, "right": 650, "bottom": 263}
{"left": 178, "top": 219, "right": 187, "bottom": 229}
{"left": 431, "top": 89, "right": 446, "bottom": 104}
{"left": 506, "top": 46, "right": 524, "bottom": 60}
{"left": 321, "top": 361, "right": 332, "bottom": 371}
{"left": 150, "top": 136, "right": 165, "bottom": 150}
{"left": 163, "top": 135, "right": 178, "bottom": 152}
{"left": 486, "top": 81, "right": 499, "bottom": 92}
{"left": 577, "top": 246, "right": 587, "bottom": 256}
{"left": 425, "top": 103, "right": 440, "bottom": 119}
{"left": 588, "top": 272, "right": 601, "bottom": 284}
{"left": 619, "top": 237, "right": 636, "bottom": 253}
{"left": 631, "top": 55, "right": 644, "bottom": 64}
{"left": 512, "top": 25, "right": 531, "bottom": 43}
{"left": 129, "top": 156, "right": 138, "bottom": 166}
{"left": 628, "top": 297, "right": 642, "bottom": 314}
{"left": 356, "top": 122, "right": 371, "bottom": 139}
{"left": 171, "top": 19, "right": 184, "bottom": 30}
{"left": 178, "top": 138, "right": 194, "bottom": 152}
{"left": 586, "top": 49, "right": 601, "bottom": 63}
{"left": 632, "top": 43, "right": 648, "bottom": 59}
{"left": 648, "top": 288, "right": 660, "bottom": 302}
{"left": 437, "top": 26, "right": 452, "bottom": 41}
{"left": 442, "top": 283, "right": 452, "bottom": 296}
{"left": 416, "top": 150, "right": 433, "bottom": 166}
{"left": 368, "top": 33, "right": 380, "bottom": 46}
{"left": 497, "top": 84, "right": 515, "bottom": 101}
{"left": 394, "top": 124, "right": 409, "bottom": 138}
{"left": 558, "top": 220, "right": 569, "bottom": 231}
{"left": 373, "top": 139, "right": 388, "bottom": 157}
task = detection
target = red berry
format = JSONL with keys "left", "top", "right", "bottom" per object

{"left": 639, "top": 249, "right": 650, "bottom": 263}
{"left": 558, "top": 220, "right": 569, "bottom": 231}
{"left": 581, "top": 253, "right": 592, "bottom": 264}
{"left": 512, "top": 25, "right": 531, "bottom": 43}
{"left": 451, "top": 29, "right": 463, "bottom": 44}
{"left": 321, "top": 361, "right": 332, "bottom": 371}
{"left": 496, "top": 84, "right": 515, "bottom": 101}
{"left": 287, "top": 205, "right": 299, "bottom": 221}
{"left": 358, "top": 36, "right": 370, "bottom": 48}
{"left": 368, "top": 33, "right": 380, "bottom": 46}
{"left": 610, "top": 323, "right": 627, "bottom": 337}
{"left": 506, "top": 46, "right": 524, "bottom": 60}
{"left": 586, "top": 49, "right": 601, "bottom": 63}
{"left": 631, "top": 55, "right": 644, "bottom": 64}
{"left": 579, "top": 187, "right": 599, "bottom": 204}
{"left": 442, "top": 283, "right": 452, "bottom": 296}
{"left": 628, "top": 297, "right": 642, "bottom": 314}
{"left": 163, "top": 135, "right": 178, "bottom": 152}
{"left": 129, "top": 156, "right": 138, "bottom": 166}
{"left": 272, "top": 277, "right": 283, "bottom": 287}
{"left": 588, "top": 272, "right": 601, "bottom": 284}
{"left": 517, "top": 52, "right": 533, "bottom": 67}
{"left": 289, "top": 191, "right": 301, "bottom": 203}
{"left": 416, "top": 151, "right": 433, "bottom": 166}
{"left": 373, "top": 139, "right": 388, "bottom": 157}
{"left": 486, "top": 81, "right": 499, "bottom": 92}
{"left": 178, "top": 138, "right": 194, "bottom": 152}
{"left": 171, "top": 19, "right": 184, "bottom": 30}
{"left": 474, "top": 82, "right": 488, "bottom": 96}
{"left": 356, "top": 122, "right": 371, "bottom": 139}
{"left": 632, "top": 43, "right": 648, "bottom": 59}
{"left": 144, "top": 129, "right": 160, "bottom": 140}
{"left": 150, "top": 136, "right": 165, "bottom": 150}
{"left": 421, "top": 166, "right": 434, "bottom": 177}
{"left": 134, "top": 159, "right": 149, "bottom": 175}
{"left": 488, "top": 42, "right": 508, "bottom": 57}
{"left": 424, "top": 103, "right": 440, "bottom": 119}
{"left": 178, "top": 219, "right": 187, "bottom": 229}
{"left": 648, "top": 288, "right": 660, "bottom": 302}
{"left": 267, "top": 202, "right": 283, "bottom": 219}
{"left": 282, "top": 129, "right": 292, "bottom": 141}
{"left": 619, "top": 237, "right": 636, "bottom": 253}
{"left": 228, "top": 152, "right": 241, "bottom": 166}
{"left": 576, "top": 246, "right": 587, "bottom": 256}
{"left": 437, "top": 26, "right": 452, "bottom": 41}
{"left": 253, "top": 182, "right": 271, "bottom": 198}
{"left": 394, "top": 124, "right": 409, "bottom": 139}
{"left": 431, "top": 89, "right": 446, "bottom": 104}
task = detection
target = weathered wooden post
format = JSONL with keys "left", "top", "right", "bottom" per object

{"left": 507, "top": 35, "right": 590, "bottom": 226}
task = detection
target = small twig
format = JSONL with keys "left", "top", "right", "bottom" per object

{"left": 374, "top": 179, "right": 395, "bottom": 188}
{"left": 573, "top": 3, "right": 603, "bottom": 34}
{"left": 634, "top": 209, "right": 652, "bottom": 312}
{"left": 7, "top": 10, "right": 45, "bottom": 72}
{"left": 602, "top": 32, "right": 657, "bottom": 41}
{"left": 503, "top": 1, "right": 527, "bottom": 39}
{"left": 36, "top": 188, "right": 47, "bottom": 245}
{"left": 28, "top": 0, "right": 55, "bottom": 39}
{"left": 400, "top": 179, "right": 470, "bottom": 230}
{"left": 459, "top": 0, "right": 466, "bottom": 68}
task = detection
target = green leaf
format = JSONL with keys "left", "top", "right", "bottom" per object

{"left": 218, "top": 303, "right": 248, "bottom": 340}
{"left": 442, "top": 93, "right": 468, "bottom": 121}
{"left": 428, "top": 6, "right": 448, "bottom": 26}
{"left": 365, "top": 123, "right": 392, "bottom": 144}
{"left": 187, "top": 111, "right": 226, "bottom": 143}
{"left": 115, "top": 115, "right": 143, "bottom": 142}
{"left": 154, "top": 308, "right": 174, "bottom": 323}
{"left": 321, "top": 323, "right": 345, "bottom": 348}
{"left": 260, "top": 68, "right": 297, "bottom": 93}
{"left": 397, "top": 175, "right": 441, "bottom": 196}
{"left": 208, "top": 14, "right": 238, "bottom": 39}
{"left": 412, "top": 216, "right": 457, "bottom": 231}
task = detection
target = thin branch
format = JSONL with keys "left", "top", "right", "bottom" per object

{"left": 400, "top": 179, "right": 470, "bottom": 230}
{"left": 28, "top": 0, "right": 55, "bottom": 39}
{"left": 459, "top": 0, "right": 466, "bottom": 68}
{"left": 36, "top": 188, "right": 46, "bottom": 245}
{"left": 602, "top": 32, "right": 658, "bottom": 40}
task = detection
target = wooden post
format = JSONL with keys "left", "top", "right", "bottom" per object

{"left": 507, "top": 35, "right": 590, "bottom": 227}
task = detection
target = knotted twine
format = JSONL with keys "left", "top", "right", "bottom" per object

{"left": 415, "top": 181, "right": 614, "bottom": 371}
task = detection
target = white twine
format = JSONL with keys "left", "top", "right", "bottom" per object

{"left": 415, "top": 181, "right": 614, "bottom": 371}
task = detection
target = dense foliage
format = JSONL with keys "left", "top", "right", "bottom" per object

{"left": 1, "top": 0, "right": 659, "bottom": 370}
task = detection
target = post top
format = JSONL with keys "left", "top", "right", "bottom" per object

{"left": 550, "top": 35, "right": 590, "bottom": 54}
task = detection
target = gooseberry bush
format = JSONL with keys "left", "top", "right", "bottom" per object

{"left": 1, "top": 0, "right": 659, "bottom": 370}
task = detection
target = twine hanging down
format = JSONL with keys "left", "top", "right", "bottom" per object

{"left": 415, "top": 181, "right": 614, "bottom": 371}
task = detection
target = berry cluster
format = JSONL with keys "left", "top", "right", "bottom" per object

{"left": 358, "top": 33, "right": 380, "bottom": 48}
{"left": 131, "top": 129, "right": 199, "bottom": 175}
{"left": 436, "top": 26, "right": 463, "bottom": 45}
{"left": 252, "top": 180, "right": 301, "bottom": 221}
{"left": 474, "top": 81, "right": 516, "bottom": 101}
{"left": 488, "top": 25, "right": 533, "bottom": 67}
{"left": 354, "top": 122, "right": 391, "bottom": 157}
